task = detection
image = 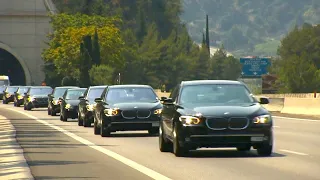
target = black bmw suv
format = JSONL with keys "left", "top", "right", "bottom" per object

{"left": 24, "top": 86, "right": 53, "bottom": 110}
{"left": 159, "top": 80, "right": 273, "bottom": 157}
{"left": 3, "top": 86, "right": 19, "bottom": 104}
{"left": 78, "top": 85, "right": 107, "bottom": 127}
{"left": 14, "top": 86, "right": 31, "bottom": 107}
{"left": 94, "top": 85, "right": 162, "bottom": 137}
{"left": 48, "top": 86, "right": 79, "bottom": 116}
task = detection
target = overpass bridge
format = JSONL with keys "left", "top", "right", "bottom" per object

{"left": 0, "top": 0, "right": 56, "bottom": 85}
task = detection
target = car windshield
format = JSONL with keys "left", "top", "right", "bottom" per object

{"left": 106, "top": 87, "right": 158, "bottom": 104}
{"left": 0, "top": 80, "right": 9, "bottom": 86}
{"left": 179, "top": 84, "right": 256, "bottom": 106}
{"left": 87, "top": 88, "right": 104, "bottom": 101}
{"left": 18, "top": 87, "right": 29, "bottom": 94}
{"left": 66, "top": 90, "right": 85, "bottom": 100}
{"left": 30, "top": 88, "right": 52, "bottom": 96}
{"left": 53, "top": 88, "right": 69, "bottom": 98}
{"left": 7, "top": 87, "right": 18, "bottom": 93}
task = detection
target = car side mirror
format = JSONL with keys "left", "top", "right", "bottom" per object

{"left": 24, "top": 93, "right": 28, "bottom": 96}
{"left": 163, "top": 98, "right": 174, "bottom": 104}
{"left": 78, "top": 96, "right": 84, "bottom": 100}
{"left": 259, "top": 97, "right": 269, "bottom": 104}
{"left": 160, "top": 97, "right": 167, "bottom": 101}
{"left": 95, "top": 98, "right": 102, "bottom": 103}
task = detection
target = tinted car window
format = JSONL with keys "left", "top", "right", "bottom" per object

{"left": 87, "top": 88, "right": 104, "bottom": 100}
{"left": 106, "top": 87, "right": 158, "bottom": 104}
{"left": 53, "top": 88, "right": 68, "bottom": 97}
{"left": 7, "top": 87, "right": 18, "bottom": 93}
{"left": 179, "top": 84, "right": 255, "bottom": 106}
{"left": 30, "top": 88, "right": 52, "bottom": 96}
{"left": 66, "top": 90, "right": 85, "bottom": 100}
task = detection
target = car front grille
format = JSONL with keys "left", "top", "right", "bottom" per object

{"left": 206, "top": 117, "right": 249, "bottom": 130}
{"left": 35, "top": 98, "right": 48, "bottom": 103}
{"left": 121, "top": 110, "right": 151, "bottom": 119}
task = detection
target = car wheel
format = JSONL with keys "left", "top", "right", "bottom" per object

{"left": 100, "top": 115, "right": 111, "bottom": 137}
{"left": 62, "top": 111, "right": 68, "bottom": 122}
{"left": 51, "top": 109, "right": 56, "bottom": 116}
{"left": 83, "top": 115, "right": 91, "bottom": 127}
{"left": 78, "top": 112, "right": 83, "bottom": 126}
{"left": 148, "top": 127, "right": 158, "bottom": 136}
{"left": 93, "top": 116, "right": 100, "bottom": 135}
{"left": 159, "top": 124, "right": 171, "bottom": 152}
{"left": 60, "top": 113, "right": 63, "bottom": 121}
{"left": 257, "top": 144, "right": 273, "bottom": 156}
{"left": 173, "top": 125, "right": 189, "bottom": 157}
{"left": 236, "top": 145, "right": 251, "bottom": 151}
{"left": 24, "top": 104, "right": 27, "bottom": 110}
{"left": 13, "top": 101, "right": 17, "bottom": 107}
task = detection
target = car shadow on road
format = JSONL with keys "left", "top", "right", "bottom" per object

{"left": 108, "top": 132, "right": 159, "bottom": 138}
{"left": 186, "top": 149, "right": 286, "bottom": 158}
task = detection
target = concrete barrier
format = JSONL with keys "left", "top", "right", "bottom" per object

{"left": 280, "top": 98, "right": 320, "bottom": 115}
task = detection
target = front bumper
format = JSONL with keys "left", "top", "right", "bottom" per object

{"left": 65, "top": 107, "right": 78, "bottom": 118}
{"left": 29, "top": 101, "right": 48, "bottom": 108}
{"left": 52, "top": 104, "right": 60, "bottom": 113}
{"left": 5, "top": 95, "right": 14, "bottom": 102}
{"left": 179, "top": 125, "right": 272, "bottom": 148}
{"left": 16, "top": 98, "right": 24, "bottom": 105}
{"left": 102, "top": 115, "right": 160, "bottom": 131}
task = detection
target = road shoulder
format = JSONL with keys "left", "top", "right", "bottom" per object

{"left": 271, "top": 112, "right": 320, "bottom": 120}
{"left": 0, "top": 115, "right": 34, "bottom": 179}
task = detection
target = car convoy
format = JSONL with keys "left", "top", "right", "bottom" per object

{"left": 1, "top": 80, "right": 274, "bottom": 157}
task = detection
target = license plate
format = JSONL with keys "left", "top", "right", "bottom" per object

{"left": 152, "top": 122, "right": 159, "bottom": 127}
{"left": 251, "top": 136, "right": 264, "bottom": 142}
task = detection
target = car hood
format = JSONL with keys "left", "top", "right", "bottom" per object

{"left": 110, "top": 102, "right": 162, "bottom": 110}
{"left": 180, "top": 103, "right": 268, "bottom": 117}
{"left": 65, "top": 99, "right": 80, "bottom": 106}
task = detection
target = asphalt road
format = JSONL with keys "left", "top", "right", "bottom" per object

{"left": 0, "top": 103, "right": 320, "bottom": 180}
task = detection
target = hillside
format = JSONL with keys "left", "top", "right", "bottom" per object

{"left": 181, "top": 0, "right": 320, "bottom": 57}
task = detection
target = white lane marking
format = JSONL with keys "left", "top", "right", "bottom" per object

{"left": 273, "top": 126, "right": 280, "bottom": 128}
{"left": 7, "top": 108, "right": 172, "bottom": 180}
{"left": 273, "top": 116, "right": 320, "bottom": 122}
{"left": 280, "top": 149, "right": 308, "bottom": 156}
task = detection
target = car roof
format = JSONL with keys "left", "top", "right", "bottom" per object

{"left": 6, "top": 86, "right": 20, "bottom": 88}
{"left": 67, "top": 88, "right": 87, "bottom": 91}
{"left": 30, "top": 86, "right": 52, "bottom": 88}
{"left": 55, "top": 86, "right": 79, "bottom": 89}
{"left": 108, "top": 85, "right": 152, "bottom": 89}
{"left": 89, "top": 85, "right": 108, "bottom": 89}
{"left": 181, "top": 80, "right": 243, "bottom": 86}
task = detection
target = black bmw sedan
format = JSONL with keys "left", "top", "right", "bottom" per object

{"left": 59, "top": 88, "right": 86, "bottom": 121}
{"left": 94, "top": 85, "right": 162, "bottom": 137}
{"left": 159, "top": 80, "right": 273, "bottom": 157}
{"left": 24, "top": 86, "right": 53, "bottom": 110}
{"left": 14, "top": 86, "right": 31, "bottom": 107}
{"left": 3, "top": 86, "right": 19, "bottom": 104}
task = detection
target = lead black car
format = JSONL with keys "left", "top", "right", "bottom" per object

{"left": 159, "top": 80, "right": 273, "bottom": 157}
{"left": 94, "top": 85, "right": 162, "bottom": 137}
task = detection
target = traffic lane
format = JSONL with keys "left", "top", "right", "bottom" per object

{"left": 3, "top": 106, "right": 320, "bottom": 180}
{"left": 0, "top": 107, "right": 152, "bottom": 180}
{"left": 273, "top": 117, "right": 320, "bottom": 158}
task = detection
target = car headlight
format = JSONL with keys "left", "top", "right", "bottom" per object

{"left": 17, "top": 95, "right": 23, "bottom": 100}
{"left": 65, "top": 104, "right": 71, "bottom": 109}
{"left": 179, "top": 116, "right": 201, "bottom": 125}
{"left": 154, "top": 109, "right": 162, "bottom": 115}
{"left": 52, "top": 100, "right": 59, "bottom": 105}
{"left": 28, "top": 97, "right": 36, "bottom": 101}
{"left": 253, "top": 115, "right": 271, "bottom": 124}
{"left": 104, "top": 108, "right": 119, "bottom": 116}
{"left": 86, "top": 104, "right": 94, "bottom": 111}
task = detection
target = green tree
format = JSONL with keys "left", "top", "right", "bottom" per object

{"left": 79, "top": 41, "right": 92, "bottom": 87}
{"left": 92, "top": 29, "right": 101, "bottom": 65}
{"left": 205, "top": 14, "right": 210, "bottom": 53}
{"left": 89, "top": 65, "right": 114, "bottom": 85}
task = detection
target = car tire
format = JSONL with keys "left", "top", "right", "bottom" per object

{"left": 83, "top": 115, "right": 91, "bottom": 127}
{"left": 62, "top": 112, "right": 68, "bottom": 122}
{"left": 159, "top": 125, "right": 171, "bottom": 152}
{"left": 173, "top": 125, "right": 189, "bottom": 157}
{"left": 237, "top": 145, "right": 251, "bottom": 151}
{"left": 24, "top": 104, "right": 27, "bottom": 110}
{"left": 48, "top": 108, "right": 51, "bottom": 115}
{"left": 78, "top": 112, "right": 83, "bottom": 126}
{"left": 94, "top": 119, "right": 100, "bottom": 135}
{"left": 51, "top": 109, "right": 56, "bottom": 116}
{"left": 60, "top": 113, "right": 63, "bottom": 121}
{"left": 257, "top": 144, "right": 272, "bottom": 156}
{"left": 148, "top": 127, "right": 158, "bottom": 136}
{"left": 100, "top": 116, "right": 111, "bottom": 137}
